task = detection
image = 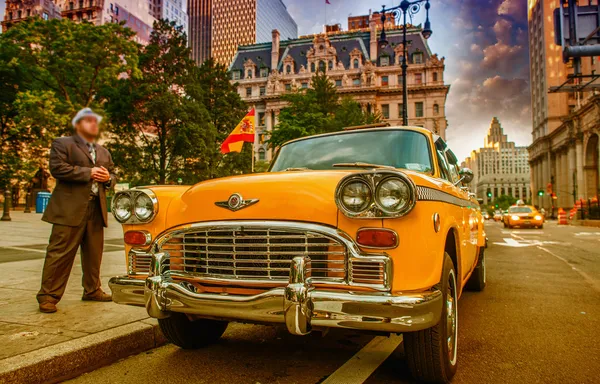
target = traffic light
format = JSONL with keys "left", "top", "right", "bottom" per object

{"left": 495, "top": 204, "right": 499, "bottom": 208}
{"left": 487, "top": 191, "right": 492, "bottom": 198}
{"left": 538, "top": 190, "right": 544, "bottom": 196}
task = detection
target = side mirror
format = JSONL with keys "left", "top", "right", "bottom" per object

{"left": 457, "top": 168, "right": 474, "bottom": 185}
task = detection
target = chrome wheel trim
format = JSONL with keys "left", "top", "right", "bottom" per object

{"left": 446, "top": 269, "right": 458, "bottom": 366}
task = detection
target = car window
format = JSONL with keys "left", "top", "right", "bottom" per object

{"left": 508, "top": 207, "right": 533, "bottom": 213}
{"left": 270, "top": 130, "right": 433, "bottom": 173}
{"left": 436, "top": 150, "right": 451, "bottom": 181}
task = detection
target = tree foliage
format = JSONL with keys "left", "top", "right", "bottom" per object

{"left": 104, "top": 20, "right": 214, "bottom": 185}
{"left": 269, "top": 71, "right": 381, "bottom": 148}
{"left": 0, "top": 18, "right": 139, "bottom": 189}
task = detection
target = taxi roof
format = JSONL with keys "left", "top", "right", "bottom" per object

{"left": 281, "top": 126, "right": 434, "bottom": 147}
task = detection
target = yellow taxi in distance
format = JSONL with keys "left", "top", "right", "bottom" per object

{"left": 108, "top": 126, "right": 487, "bottom": 383}
{"left": 503, "top": 205, "right": 544, "bottom": 229}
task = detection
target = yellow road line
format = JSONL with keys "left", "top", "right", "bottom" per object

{"left": 322, "top": 334, "right": 403, "bottom": 384}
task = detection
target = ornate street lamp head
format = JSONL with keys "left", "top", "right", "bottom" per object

{"left": 379, "top": 8, "right": 389, "bottom": 49}
{"left": 422, "top": 1, "right": 433, "bottom": 39}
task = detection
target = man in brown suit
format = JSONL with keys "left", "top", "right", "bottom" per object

{"left": 37, "top": 108, "right": 117, "bottom": 313}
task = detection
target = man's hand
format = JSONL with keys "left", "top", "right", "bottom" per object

{"left": 91, "top": 167, "right": 110, "bottom": 183}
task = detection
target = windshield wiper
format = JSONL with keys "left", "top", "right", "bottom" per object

{"left": 333, "top": 162, "right": 395, "bottom": 169}
{"left": 283, "top": 167, "right": 310, "bottom": 172}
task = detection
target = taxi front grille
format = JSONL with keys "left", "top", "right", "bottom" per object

{"left": 160, "top": 227, "right": 347, "bottom": 282}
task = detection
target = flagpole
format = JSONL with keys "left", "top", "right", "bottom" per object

{"left": 251, "top": 144, "right": 255, "bottom": 173}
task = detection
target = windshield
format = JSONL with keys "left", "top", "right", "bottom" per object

{"left": 270, "top": 130, "right": 433, "bottom": 173}
{"left": 509, "top": 207, "right": 533, "bottom": 213}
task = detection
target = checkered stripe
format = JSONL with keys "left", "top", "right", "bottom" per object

{"left": 416, "top": 186, "right": 472, "bottom": 208}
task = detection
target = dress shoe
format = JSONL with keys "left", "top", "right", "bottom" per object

{"left": 82, "top": 289, "right": 112, "bottom": 302}
{"left": 39, "top": 302, "right": 57, "bottom": 313}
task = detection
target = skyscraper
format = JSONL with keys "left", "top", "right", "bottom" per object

{"left": 188, "top": 0, "right": 297, "bottom": 66}
{"left": 464, "top": 118, "right": 530, "bottom": 205}
{"left": 148, "top": 0, "right": 188, "bottom": 35}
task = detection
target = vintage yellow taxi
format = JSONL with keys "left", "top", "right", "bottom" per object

{"left": 503, "top": 204, "right": 544, "bottom": 229}
{"left": 109, "top": 126, "right": 486, "bottom": 383}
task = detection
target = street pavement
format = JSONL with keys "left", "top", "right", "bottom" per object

{"left": 0, "top": 211, "right": 164, "bottom": 384}
{"left": 65, "top": 220, "right": 600, "bottom": 384}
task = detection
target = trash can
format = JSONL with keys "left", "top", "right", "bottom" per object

{"left": 36, "top": 192, "right": 52, "bottom": 214}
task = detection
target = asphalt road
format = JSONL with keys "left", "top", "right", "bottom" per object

{"left": 0, "top": 239, "right": 124, "bottom": 263}
{"left": 67, "top": 221, "right": 600, "bottom": 384}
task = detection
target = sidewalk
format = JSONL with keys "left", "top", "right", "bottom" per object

{"left": 0, "top": 211, "right": 164, "bottom": 383}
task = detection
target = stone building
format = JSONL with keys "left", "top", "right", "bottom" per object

{"left": 463, "top": 118, "right": 531, "bottom": 205}
{"left": 2, "top": 0, "right": 62, "bottom": 32}
{"left": 229, "top": 23, "right": 449, "bottom": 163}
{"left": 528, "top": 0, "right": 600, "bottom": 211}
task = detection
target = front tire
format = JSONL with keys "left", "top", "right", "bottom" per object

{"left": 404, "top": 253, "right": 458, "bottom": 383}
{"left": 466, "top": 248, "right": 486, "bottom": 291}
{"left": 159, "top": 313, "right": 228, "bottom": 349}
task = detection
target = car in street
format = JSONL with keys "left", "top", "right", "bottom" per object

{"left": 493, "top": 211, "right": 503, "bottom": 221}
{"left": 108, "top": 126, "right": 487, "bottom": 383}
{"left": 503, "top": 205, "right": 544, "bottom": 229}
{"left": 483, "top": 211, "right": 490, "bottom": 220}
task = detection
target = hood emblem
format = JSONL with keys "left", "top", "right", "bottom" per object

{"left": 215, "top": 193, "right": 259, "bottom": 212}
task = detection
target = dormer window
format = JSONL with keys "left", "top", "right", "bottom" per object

{"left": 413, "top": 52, "right": 423, "bottom": 64}
{"left": 232, "top": 70, "right": 241, "bottom": 80}
{"left": 260, "top": 68, "right": 269, "bottom": 77}
{"left": 246, "top": 69, "right": 253, "bottom": 79}
{"left": 311, "top": 62, "right": 316, "bottom": 72}
{"left": 353, "top": 59, "right": 359, "bottom": 69}
{"left": 286, "top": 65, "right": 292, "bottom": 74}
{"left": 380, "top": 56, "right": 390, "bottom": 67}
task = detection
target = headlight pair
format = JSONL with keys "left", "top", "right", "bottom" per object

{"left": 336, "top": 171, "right": 416, "bottom": 218}
{"left": 112, "top": 189, "right": 158, "bottom": 224}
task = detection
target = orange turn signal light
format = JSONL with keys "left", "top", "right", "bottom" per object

{"left": 124, "top": 230, "right": 151, "bottom": 246}
{"left": 356, "top": 228, "right": 398, "bottom": 249}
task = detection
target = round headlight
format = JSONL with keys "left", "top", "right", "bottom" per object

{"left": 341, "top": 180, "right": 372, "bottom": 213}
{"left": 511, "top": 215, "right": 520, "bottom": 221}
{"left": 134, "top": 193, "right": 154, "bottom": 221}
{"left": 376, "top": 178, "right": 411, "bottom": 213}
{"left": 113, "top": 194, "right": 132, "bottom": 222}
{"left": 535, "top": 215, "right": 542, "bottom": 221}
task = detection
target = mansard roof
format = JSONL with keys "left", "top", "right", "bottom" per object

{"left": 229, "top": 26, "right": 435, "bottom": 75}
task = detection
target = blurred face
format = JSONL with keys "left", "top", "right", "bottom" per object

{"left": 76, "top": 116, "right": 99, "bottom": 140}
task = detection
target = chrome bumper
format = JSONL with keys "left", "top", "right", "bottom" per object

{"left": 109, "top": 256, "right": 442, "bottom": 335}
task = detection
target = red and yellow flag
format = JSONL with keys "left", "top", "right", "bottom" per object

{"left": 220, "top": 108, "right": 256, "bottom": 154}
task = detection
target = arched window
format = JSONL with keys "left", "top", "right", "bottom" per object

{"left": 433, "top": 72, "right": 438, "bottom": 82}
{"left": 353, "top": 59, "right": 359, "bottom": 69}
{"left": 286, "top": 64, "right": 291, "bottom": 74}
{"left": 246, "top": 69, "right": 253, "bottom": 79}
{"left": 319, "top": 60, "right": 326, "bottom": 72}
{"left": 433, "top": 104, "right": 440, "bottom": 115}
{"left": 258, "top": 148, "right": 266, "bottom": 161}
{"left": 310, "top": 62, "right": 316, "bottom": 72}
{"left": 328, "top": 60, "right": 333, "bottom": 70}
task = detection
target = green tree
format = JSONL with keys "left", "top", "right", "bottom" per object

{"left": 491, "top": 195, "right": 518, "bottom": 211}
{"left": 104, "top": 20, "right": 214, "bottom": 185}
{"left": 4, "top": 18, "right": 139, "bottom": 135}
{"left": 191, "top": 58, "right": 248, "bottom": 179}
{"left": 269, "top": 71, "right": 381, "bottom": 148}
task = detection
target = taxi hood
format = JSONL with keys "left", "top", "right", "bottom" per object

{"left": 164, "top": 171, "right": 355, "bottom": 228}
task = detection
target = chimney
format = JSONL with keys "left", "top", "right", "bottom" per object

{"left": 271, "top": 30, "right": 280, "bottom": 70}
{"left": 369, "top": 20, "right": 377, "bottom": 61}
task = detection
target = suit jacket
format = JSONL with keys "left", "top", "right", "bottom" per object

{"left": 42, "top": 135, "right": 117, "bottom": 227}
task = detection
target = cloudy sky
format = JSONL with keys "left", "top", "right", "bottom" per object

{"left": 0, "top": 0, "right": 529, "bottom": 160}
{"left": 283, "top": 0, "right": 531, "bottom": 161}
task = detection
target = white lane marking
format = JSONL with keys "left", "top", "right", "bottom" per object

{"left": 0, "top": 246, "right": 46, "bottom": 254}
{"left": 493, "top": 238, "right": 533, "bottom": 247}
{"left": 322, "top": 334, "right": 403, "bottom": 384}
{"left": 574, "top": 232, "right": 600, "bottom": 236}
{"left": 537, "top": 246, "right": 600, "bottom": 294}
{"left": 501, "top": 230, "right": 544, "bottom": 235}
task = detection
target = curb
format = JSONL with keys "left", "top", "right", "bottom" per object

{"left": 0, "top": 319, "right": 166, "bottom": 384}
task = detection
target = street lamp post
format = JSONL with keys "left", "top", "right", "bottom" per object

{"left": 378, "top": 0, "right": 432, "bottom": 126}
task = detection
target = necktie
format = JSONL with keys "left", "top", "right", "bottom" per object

{"left": 87, "top": 143, "right": 99, "bottom": 195}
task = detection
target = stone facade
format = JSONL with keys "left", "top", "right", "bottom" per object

{"left": 229, "top": 23, "right": 449, "bottom": 163}
{"left": 528, "top": 0, "right": 600, "bottom": 212}
{"left": 464, "top": 118, "right": 531, "bottom": 205}
{"left": 2, "top": 0, "right": 62, "bottom": 32}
